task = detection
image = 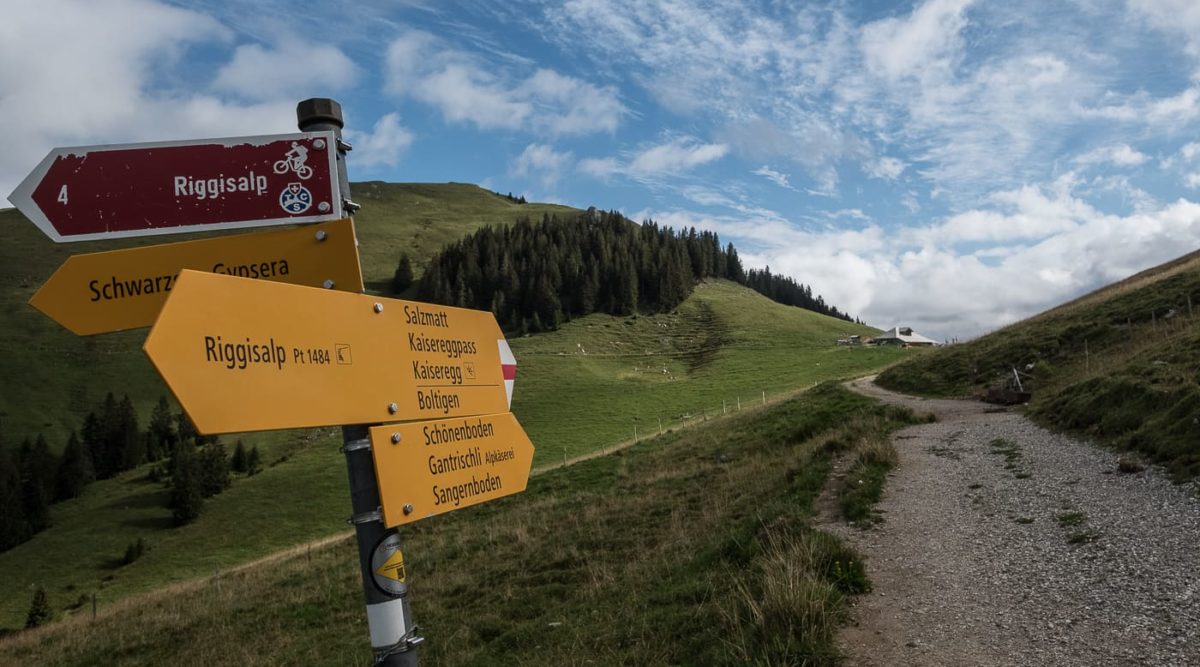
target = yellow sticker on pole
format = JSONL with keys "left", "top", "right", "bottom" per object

{"left": 29, "top": 218, "right": 363, "bottom": 336}
{"left": 369, "top": 412, "right": 535, "bottom": 527}
{"left": 374, "top": 549, "right": 407, "bottom": 584}
{"left": 143, "top": 270, "right": 514, "bottom": 434}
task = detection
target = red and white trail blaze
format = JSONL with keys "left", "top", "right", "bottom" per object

{"left": 498, "top": 339, "right": 516, "bottom": 408}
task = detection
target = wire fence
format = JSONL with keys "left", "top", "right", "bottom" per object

{"left": 537, "top": 384, "right": 818, "bottom": 472}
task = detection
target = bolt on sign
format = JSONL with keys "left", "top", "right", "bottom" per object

{"left": 368, "top": 412, "right": 535, "bottom": 527}
{"left": 144, "top": 270, "right": 517, "bottom": 435}
{"left": 29, "top": 218, "right": 363, "bottom": 336}
{"left": 7, "top": 132, "right": 343, "bottom": 242}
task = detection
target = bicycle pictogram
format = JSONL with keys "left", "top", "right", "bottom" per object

{"left": 273, "top": 142, "right": 314, "bottom": 180}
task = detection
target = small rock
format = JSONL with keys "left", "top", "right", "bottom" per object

{"left": 1117, "top": 454, "right": 1145, "bottom": 474}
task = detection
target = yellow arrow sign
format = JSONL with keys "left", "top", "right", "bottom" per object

{"left": 30, "top": 218, "right": 363, "bottom": 336}
{"left": 369, "top": 412, "right": 535, "bottom": 527}
{"left": 144, "top": 270, "right": 513, "bottom": 434}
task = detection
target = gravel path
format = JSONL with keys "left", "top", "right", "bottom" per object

{"left": 830, "top": 376, "right": 1200, "bottom": 667}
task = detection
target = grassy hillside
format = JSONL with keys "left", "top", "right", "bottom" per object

{"left": 0, "top": 383, "right": 931, "bottom": 666}
{"left": 877, "top": 250, "right": 1200, "bottom": 479}
{"left": 513, "top": 280, "right": 902, "bottom": 462}
{"left": 0, "top": 182, "right": 906, "bottom": 630}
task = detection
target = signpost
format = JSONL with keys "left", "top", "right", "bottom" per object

{"left": 369, "top": 412, "right": 534, "bottom": 527}
{"left": 29, "top": 217, "right": 363, "bottom": 335}
{"left": 7, "top": 131, "right": 343, "bottom": 242}
{"left": 14, "top": 96, "right": 533, "bottom": 665}
{"left": 143, "top": 269, "right": 516, "bottom": 434}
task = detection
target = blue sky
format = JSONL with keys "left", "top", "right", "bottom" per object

{"left": 5, "top": 0, "right": 1200, "bottom": 340}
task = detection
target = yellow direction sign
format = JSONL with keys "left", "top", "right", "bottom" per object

{"left": 30, "top": 218, "right": 363, "bottom": 336}
{"left": 144, "top": 270, "right": 515, "bottom": 434}
{"left": 369, "top": 412, "right": 535, "bottom": 527}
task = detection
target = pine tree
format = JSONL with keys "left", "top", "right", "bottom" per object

{"left": 96, "top": 393, "right": 119, "bottom": 478}
{"left": 0, "top": 443, "right": 25, "bottom": 551}
{"left": 80, "top": 411, "right": 103, "bottom": 479}
{"left": 146, "top": 396, "right": 176, "bottom": 463}
{"left": 118, "top": 395, "right": 143, "bottom": 471}
{"left": 490, "top": 290, "right": 506, "bottom": 319}
{"left": 622, "top": 258, "right": 640, "bottom": 314}
{"left": 55, "top": 431, "right": 92, "bottom": 501}
{"left": 725, "top": 243, "right": 744, "bottom": 282}
{"left": 19, "top": 436, "right": 54, "bottom": 535}
{"left": 175, "top": 412, "right": 198, "bottom": 450}
{"left": 168, "top": 441, "right": 202, "bottom": 526}
{"left": 246, "top": 446, "right": 262, "bottom": 476}
{"left": 533, "top": 276, "right": 561, "bottom": 331}
{"left": 392, "top": 253, "right": 414, "bottom": 294}
{"left": 230, "top": 440, "right": 248, "bottom": 474}
{"left": 196, "top": 441, "right": 230, "bottom": 498}
{"left": 577, "top": 266, "right": 597, "bottom": 314}
{"left": 25, "top": 585, "right": 52, "bottom": 628}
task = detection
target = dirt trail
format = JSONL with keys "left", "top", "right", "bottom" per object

{"left": 830, "top": 376, "right": 1200, "bottom": 667}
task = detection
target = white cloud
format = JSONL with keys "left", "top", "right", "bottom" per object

{"left": 680, "top": 186, "right": 735, "bottom": 207}
{"left": 720, "top": 118, "right": 858, "bottom": 192}
{"left": 0, "top": 0, "right": 320, "bottom": 197}
{"left": 344, "top": 113, "right": 413, "bottom": 169}
{"left": 896, "top": 52, "right": 1092, "bottom": 196}
{"left": 1077, "top": 174, "right": 1159, "bottom": 214}
{"left": 546, "top": 1, "right": 779, "bottom": 115}
{"left": 829, "top": 209, "right": 871, "bottom": 222}
{"left": 579, "top": 137, "right": 727, "bottom": 182}
{"left": 636, "top": 182, "right": 1200, "bottom": 341}
{"left": 1081, "top": 87, "right": 1200, "bottom": 126}
{"left": 519, "top": 69, "right": 624, "bottom": 135}
{"left": 544, "top": 4, "right": 870, "bottom": 187}
{"left": 859, "top": 0, "right": 973, "bottom": 82}
{"left": 510, "top": 143, "right": 573, "bottom": 187}
{"left": 1185, "top": 173, "right": 1200, "bottom": 189}
{"left": 540, "top": 0, "right": 1200, "bottom": 203}
{"left": 628, "top": 138, "right": 727, "bottom": 176}
{"left": 1073, "top": 144, "right": 1148, "bottom": 168}
{"left": 212, "top": 39, "right": 358, "bottom": 101}
{"left": 753, "top": 166, "right": 793, "bottom": 189}
{"left": 1129, "top": 0, "right": 1200, "bottom": 59}
{"left": 383, "top": 29, "right": 625, "bottom": 136}
{"left": 1159, "top": 142, "right": 1200, "bottom": 170}
{"left": 866, "top": 156, "right": 906, "bottom": 180}
{"left": 578, "top": 157, "right": 621, "bottom": 179}
{"left": 419, "top": 64, "right": 533, "bottom": 130}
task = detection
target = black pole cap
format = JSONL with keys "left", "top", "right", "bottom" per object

{"left": 296, "top": 98, "right": 344, "bottom": 131}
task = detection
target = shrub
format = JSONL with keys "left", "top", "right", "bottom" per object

{"left": 25, "top": 585, "right": 52, "bottom": 628}
{"left": 121, "top": 537, "right": 148, "bottom": 566}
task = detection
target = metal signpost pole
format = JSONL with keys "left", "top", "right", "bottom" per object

{"left": 296, "top": 98, "right": 420, "bottom": 666}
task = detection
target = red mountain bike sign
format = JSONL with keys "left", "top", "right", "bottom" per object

{"left": 8, "top": 132, "right": 343, "bottom": 242}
